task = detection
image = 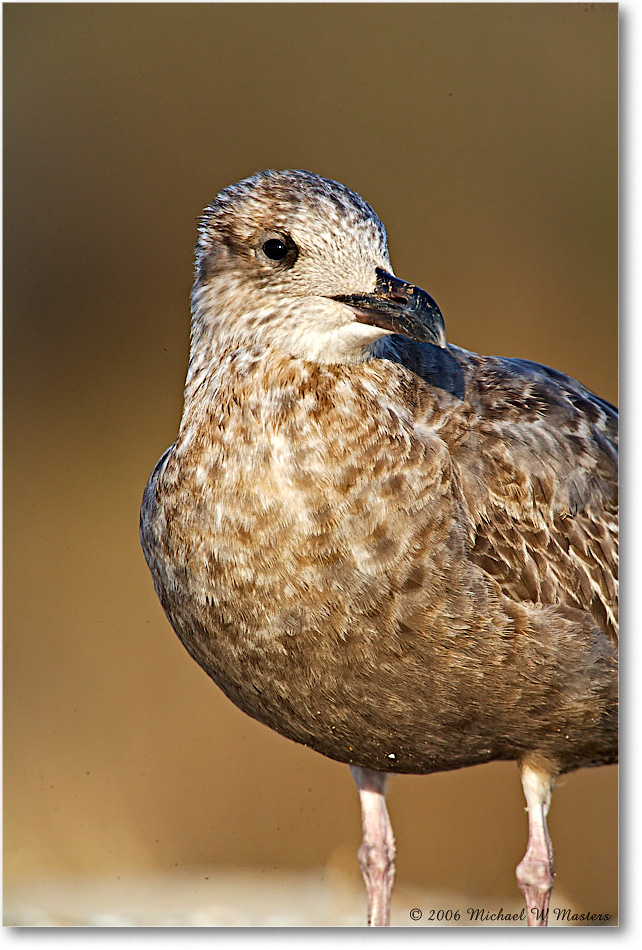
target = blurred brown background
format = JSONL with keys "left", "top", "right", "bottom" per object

{"left": 4, "top": 2, "right": 617, "bottom": 926}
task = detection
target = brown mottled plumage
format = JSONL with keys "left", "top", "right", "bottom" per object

{"left": 140, "top": 170, "right": 618, "bottom": 926}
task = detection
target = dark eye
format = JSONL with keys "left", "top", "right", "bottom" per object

{"left": 257, "top": 232, "right": 298, "bottom": 268}
{"left": 262, "top": 238, "right": 288, "bottom": 261}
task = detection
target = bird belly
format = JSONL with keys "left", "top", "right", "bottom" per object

{"left": 141, "top": 388, "right": 615, "bottom": 773}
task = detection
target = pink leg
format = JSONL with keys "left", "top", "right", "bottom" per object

{"left": 516, "top": 764, "right": 556, "bottom": 927}
{"left": 351, "top": 765, "right": 396, "bottom": 927}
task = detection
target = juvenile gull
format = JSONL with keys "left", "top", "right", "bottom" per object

{"left": 140, "top": 170, "right": 618, "bottom": 927}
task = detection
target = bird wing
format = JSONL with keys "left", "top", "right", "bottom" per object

{"left": 378, "top": 338, "right": 619, "bottom": 645}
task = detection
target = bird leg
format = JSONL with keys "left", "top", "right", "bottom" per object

{"left": 350, "top": 765, "right": 396, "bottom": 927}
{"left": 516, "top": 764, "right": 555, "bottom": 927}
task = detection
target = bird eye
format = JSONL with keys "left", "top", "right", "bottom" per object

{"left": 262, "top": 238, "right": 288, "bottom": 261}
{"left": 256, "top": 232, "right": 298, "bottom": 268}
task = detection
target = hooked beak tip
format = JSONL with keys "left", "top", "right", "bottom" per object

{"left": 332, "top": 269, "right": 447, "bottom": 349}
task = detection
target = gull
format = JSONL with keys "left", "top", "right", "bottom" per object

{"left": 140, "top": 169, "right": 618, "bottom": 927}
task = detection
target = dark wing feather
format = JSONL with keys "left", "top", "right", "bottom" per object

{"left": 379, "top": 337, "right": 618, "bottom": 645}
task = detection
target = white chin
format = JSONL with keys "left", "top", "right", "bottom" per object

{"left": 291, "top": 321, "right": 392, "bottom": 364}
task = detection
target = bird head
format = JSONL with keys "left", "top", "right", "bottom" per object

{"left": 191, "top": 169, "right": 446, "bottom": 365}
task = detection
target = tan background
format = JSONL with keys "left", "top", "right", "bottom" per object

{"left": 4, "top": 2, "right": 617, "bottom": 924}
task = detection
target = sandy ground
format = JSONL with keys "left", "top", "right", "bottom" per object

{"left": 4, "top": 868, "right": 614, "bottom": 928}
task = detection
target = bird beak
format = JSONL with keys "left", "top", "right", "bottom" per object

{"left": 331, "top": 268, "right": 446, "bottom": 348}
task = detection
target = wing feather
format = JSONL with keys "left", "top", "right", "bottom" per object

{"left": 379, "top": 338, "right": 618, "bottom": 644}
